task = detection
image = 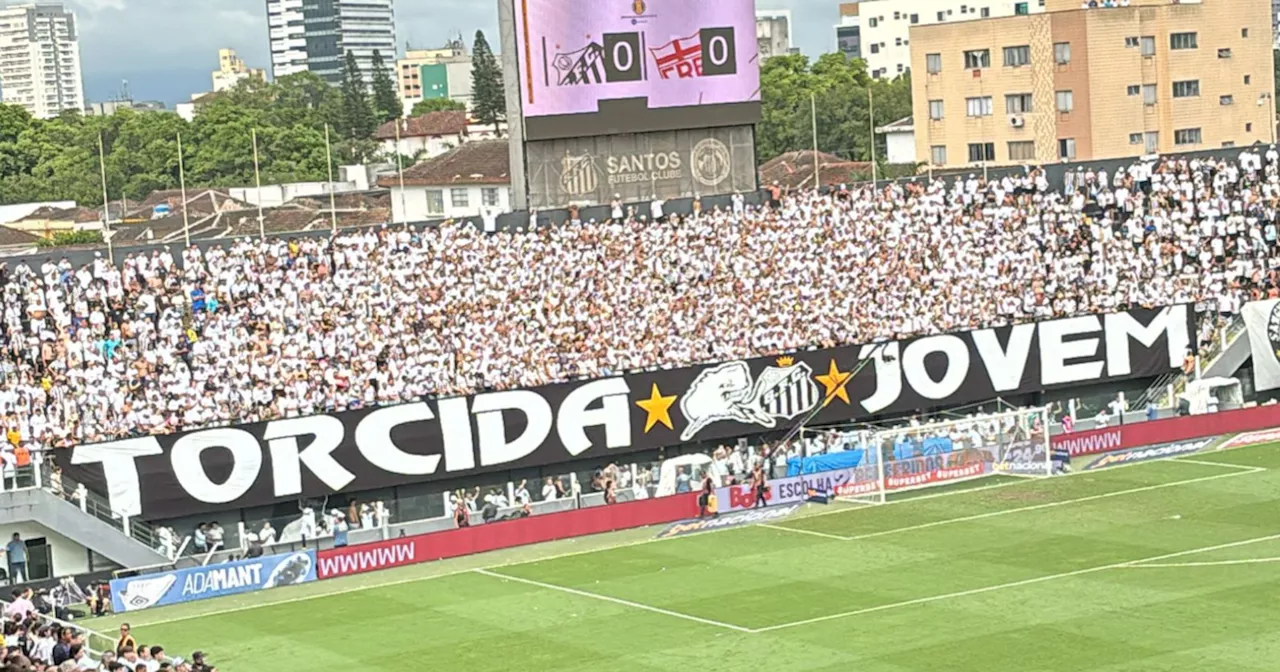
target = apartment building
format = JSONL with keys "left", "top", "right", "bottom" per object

{"left": 0, "top": 2, "right": 83, "bottom": 119}
{"left": 757, "top": 9, "right": 797, "bottom": 59}
{"left": 212, "top": 48, "right": 265, "bottom": 92}
{"left": 267, "top": 0, "right": 396, "bottom": 85}
{"left": 396, "top": 39, "right": 470, "bottom": 106}
{"left": 837, "top": 2, "right": 863, "bottom": 60}
{"left": 856, "top": 0, "right": 1046, "bottom": 79}
{"left": 911, "top": 0, "right": 1275, "bottom": 168}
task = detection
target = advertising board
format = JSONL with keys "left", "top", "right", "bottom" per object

{"left": 526, "top": 125, "right": 756, "bottom": 208}
{"left": 110, "top": 550, "right": 317, "bottom": 613}
{"left": 715, "top": 468, "right": 859, "bottom": 513}
{"left": 511, "top": 0, "right": 761, "bottom": 139}
{"left": 1051, "top": 404, "right": 1280, "bottom": 457}
{"left": 59, "top": 306, "right": 1191, "bottom": 519}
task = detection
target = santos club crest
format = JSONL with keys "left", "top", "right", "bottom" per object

{"left": 679, "top": 357, "right": 819, "bottom": 440}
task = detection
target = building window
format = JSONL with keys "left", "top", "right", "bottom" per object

{"left": 1054, "top": 42, "right": 1071, "bottom": 65}
{"left": 926, "top": 53, "right": 942, "bottom": 73}
{"left": 1247, "top": 123, "right": 1254, "bottom": 132}
{"left": 1005, "top": 93, "right": 1033, "bottom": 114}
{"left": 1174, "top": 128, "right": 1202, "bottom": 145}
{"left": 1143, "top": 84, "right": 1157, "bottom": 105}
{"left": 1223, "top": 141, "right": 1236, "bottom": 148}
{"left": 1218, "top": 48, "right": 1232, "bottom": 59}
{"left": 1129, "top": 133, "right": 1143, "bottom": 145}
{"left": 1003, "top": 45, "right": 1031, "bottom": 67}
{"left": 929, "top": 99, "right": 945, "bottom": 119}
{"left": 966, "top": 96, "right": 993, "bottom": 116}
{"left": 869, "top": 17, "right": 878, "bottom": 27}
{"left": 482, "top": 187, "right": 500, "bottom": 206}
{"left": 1140, "top": 36, "right": 1155, "bottom": 57}
{"left": 425, "top": 189, "right": 444, "bottom": 215}
{"left": 1058, "top": 138, "right": 1076, "bottom": 160}
{"left": 450, "top": 187, "right": 469, "bottom": 208}
{"left": 1055, "top": 90, "right": 1074, "bottom": 113}
{"left": 1008, "top": 141, "right": 1035, "bottom": 161}
{"left": 1015, "top": 2, "right": 1030, "bottom": 15}
{"left": 870, "top": 44, "right": 880, "bottom": 54}
{"left": 1127, "top": 85, "right": 1141, "bottom": 96}
{"left": 1170, "top": 32, "right": 1198, "bottom": 50}
{"left": 931, "top": 145, "right": 947, "bottom": 165}
{"left": 1242, "top": 27, "right": 1249, "bottom": 38}
{"left": 1172, "top": 80, "right": 1200, "bottom": 98}
{"left": 937, "top": 11, "right": 945, "bottom": 21}
{"left": 1245, "top": 75, "right": 1252, "bottom": 85}
{"left": 1220, "top": 95, "right": 1234, "bottom": 106}
{"left": 963, "top": 49, "right": 991, "bottom": 69}
{"left": 910, "top": 13, "right": 919, "bottom": 23}
{"left": 1124, "top": 36, "right": 1139, "bottom": 48}
{"left": 968, "top": 142, "right": 995, "bottom": 163}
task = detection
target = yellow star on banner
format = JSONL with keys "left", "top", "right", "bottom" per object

{"left": 635, "top": 383, "right": 677, "bottom": 433}
{"left": 814, "top": 359, "right": 852, "bottom": 407}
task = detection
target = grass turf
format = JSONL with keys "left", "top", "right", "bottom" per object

{"left": 90, "top": 443, "right": 1280, "bottom": 671}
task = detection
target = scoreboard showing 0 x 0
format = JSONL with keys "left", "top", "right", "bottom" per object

{"left": 513, "top": 0, "right": 760, "bottom": 118}
{"left": 585, "top": 28, "right": 738, "bottom": 84}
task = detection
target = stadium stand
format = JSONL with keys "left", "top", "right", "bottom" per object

{"left": 0, "top": 150, "right": 1271, "bottom": 454}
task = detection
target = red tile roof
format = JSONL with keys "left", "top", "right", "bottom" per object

{"left": 378, "top": 139, "right": 510, "bottom": 187}
{"left": 374, "top": 111, "right": 469, "bottom": 140}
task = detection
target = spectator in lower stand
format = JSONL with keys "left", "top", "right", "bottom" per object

{"left": 540, "top": 477, "right": 557, "bottom": 502}
{"left": 68, "top": 643, "right": 92, "bottom": 670}
{"left": 514, "top": 479, "right": 531, "bottom": 505}
{"left": 205, "top": 523, "right": 223, "bottom": 550}
{"left": 5, "top": 590, "right": 34, "bottom": 621}
{"left": 149, "top": 646, "right": 166, "bottom": 670}
{"left": 244, "top": 534, "right": 264, "bottom": 559}
{"left": 6, "top": 534, "right": 26, "bottom": 584}
{"left": 453, "top": 492, "right": 470, "bottom": 529}
{"left": 189, "top": 651, "right": 214, "bottom": 672}
{"left": 481, "top": 496, "right": 499, "bottom": 524}
{"left": 118, "top": 645, "right": 139, "bottom": 671}
{"left": 258, "top": 522, "right": 276, "bottom": 547}
{"left": 192, "top": 525, "right": 207, "bottom": 554}
{"left": 30, "top": 626, "right": 53, "bottom": 664}
{"left": 603, "top": 476, "right": 616, "bottom": 505}
{"left": 115, "top": 624, "right": 136, "bottom": 656}
{"left": 675, "top": 466, "right": 691, "bottom": 493}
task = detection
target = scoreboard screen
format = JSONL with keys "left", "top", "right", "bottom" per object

{"left": 512, "top": 0, "right": 760, "bottom": 119}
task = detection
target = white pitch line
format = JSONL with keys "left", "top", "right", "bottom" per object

{"left": 1118, "top": 557, "right": 1280, "bottom": 569}
{"left": 758, "top": 523, "right": 849, "bottom": 541}
{"left": 1174, "top": 458, "right": 1262, "bottom": 471}
{"left": 473, "top": 568, "right": 754, "bottom": 633}
{"left": 789, "top": 466, "right": 1265, "bottom": 543}
{"left": 753, "top": 533, "right": 1280, "bottom": 634}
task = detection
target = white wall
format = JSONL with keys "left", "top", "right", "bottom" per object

{"left": 885, "top": 129, "right": 917, "bottom": 164}
{"left": 861, "top": 0, "right": 1045, "bottom": 78}
{"left": 390, "top": 183, "right": 512, "bottom": 221}
{"left": 5, "top": 522, "right": 91, "bottom": 580}
{"left": 380, "top": 134, "right": 463, "bottom": 160}
{"left": 229, "top": 181, "right": 359, "bottom": 207}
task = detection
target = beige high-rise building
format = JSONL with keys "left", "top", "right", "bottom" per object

{"left": 211, "top": 48, "right": 264, "bottom": 92}
{"left": 397, "top": 39, "right": 467, "bottom": 101}
{"left": 910, "top": 0, "right": 1275, "bottom": 169}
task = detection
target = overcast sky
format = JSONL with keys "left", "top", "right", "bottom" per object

{"left": 68, "top": 0, "right": 837, "bottom": 106}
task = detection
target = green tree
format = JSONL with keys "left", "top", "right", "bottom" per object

{"left": 409, "top": 98, "right": 467, "bottom": 116}
{"left": 471, "top": 30, "right": 506, "bottom": 131}
{"left": 370, "top": 50, "right": 402, "bottom": 123}
{"left": 339, "top": 51, "right": 377, "bottom": 140}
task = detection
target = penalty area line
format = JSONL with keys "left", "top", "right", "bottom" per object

{"left": 1117, "top": 556, "right": 1280, "bottom": 569}
{"left": 753, "top": 532, "right": 1280, "bottom": 634}
{"left": 472, "top": 568, "right": 755, "bottom": 633}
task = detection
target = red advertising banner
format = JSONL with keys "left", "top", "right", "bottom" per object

{"left": 317, "top": 493, "right": 698, "bottom": 579}
{"left": 1051, "top": 405, "right": 1280, "bottom": 457}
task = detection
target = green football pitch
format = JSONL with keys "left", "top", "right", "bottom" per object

{"left": 90, "top": 442, "right": 1280, "bottom": 671}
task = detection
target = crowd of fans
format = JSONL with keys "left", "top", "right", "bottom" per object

{"left": 0, "top": 149, "right": 1275, "bottom": 452}
{"left": 1, "top": 588, "right": 214, "bottom": 672}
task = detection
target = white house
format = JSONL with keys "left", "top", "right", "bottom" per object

{"left": 876, "top": 116, "right": 917, "bottom": 165}
{"left": 375, "top": 111, "right": 471, "bottom": 160}
{"left": 378, "top": 139, "right": 512, "bottom": 221}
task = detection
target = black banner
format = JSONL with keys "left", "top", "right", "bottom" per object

{"left": 57, "top": 306, "right": 1193, "bottom": 519}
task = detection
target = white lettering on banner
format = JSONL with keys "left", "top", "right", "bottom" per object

{"left": 473, "top": 390, "right": 554, "bottom": 466}
{"left": 318, "top": 542, "right": 417, "bottom": 577}
{"left": 1055, "top": 430, "right": 1123, "bottom": 457}
{"left": 355, "top": 402, "right": 441, "bottom": 475}
{"left": 264, "top": 415, "right": 353, "bottom": 497}
{"left": 69, "top": 436, "right": 163, "bottom": 518}
{"left": 859, "top": 342, "right": 901, "bottom": 414}
{"left": 902, "top": 335, "right": 969, "bottom": 400}
{"left": 170, "top": 428, "right": 262, "bottom": 504}
{"left": 182, "top": 564, "right": 262, "bottom": 596}
{"left": 1038, "top": 316, "right": 1104, "bottom": 385}
{"left": 437, "top": 397, "right": 475, "bottom": 472}
{"left": 557, "top": 378, "right": 632, "bottom": 456}
{"left": 971, "top": 324, "right": 1035, "bottom": 391}
{"left": 1104, "top": 306, "right": 1189, "bottom": 375}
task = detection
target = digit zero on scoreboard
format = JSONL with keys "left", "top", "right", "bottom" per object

{"left": 511, "top": 0, "right": 760, "bottom": 118}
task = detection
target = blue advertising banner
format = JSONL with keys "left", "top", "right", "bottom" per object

{"left": 110, "top": 550, "right": 317, "bottom": 613}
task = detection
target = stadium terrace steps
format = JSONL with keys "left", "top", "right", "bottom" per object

{"left": 0, "top": 487, "right": 169, "bottom": 568}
